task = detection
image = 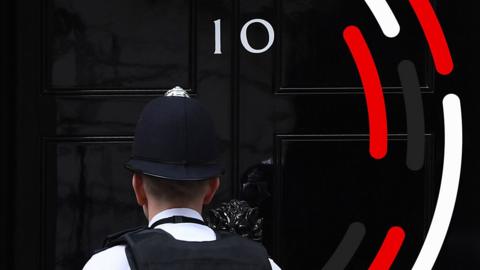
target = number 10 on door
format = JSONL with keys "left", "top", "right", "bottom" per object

{"left": 214, "top": 19, "right": 275, "bottom": 55}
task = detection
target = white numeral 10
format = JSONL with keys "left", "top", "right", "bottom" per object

{"left": 214, "top": 18, "right": 275, "bottom": 55}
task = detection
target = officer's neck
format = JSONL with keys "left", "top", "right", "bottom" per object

{"left": 145, "top": 201, "right": 203, "bottom": 222}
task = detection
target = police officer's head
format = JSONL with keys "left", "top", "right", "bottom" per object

{"left": 125, "top": 88, "right": 223, "bottom": 218}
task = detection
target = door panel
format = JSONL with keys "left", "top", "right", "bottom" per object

{"left": 43, "top": 139, "right": 142, "bottom": 269}
{"left": 279, "top": 0, "right": 432, "bottom": 91}
{"left": 48, "top": 0, "right": 193, "bottom": 90}
{"left": 275, "top": 136, "right": 433, "bottom": 269}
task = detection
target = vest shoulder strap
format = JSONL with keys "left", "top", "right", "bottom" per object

{"left": 91, "top": 226, "right": 145, "bottom": 256}
{"left": 103, "top": 226, "right": 146, "bottom": 248}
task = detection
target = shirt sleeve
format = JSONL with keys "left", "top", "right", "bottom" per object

{"left": 83, "top": 245, "right": 131, "bottom": 270}
{"left": 269, "top": 258, "right": 282, "bottom": 270}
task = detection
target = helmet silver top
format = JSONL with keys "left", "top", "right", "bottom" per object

{"left": 165, "top": 86, "right": 190, "bottom": 98}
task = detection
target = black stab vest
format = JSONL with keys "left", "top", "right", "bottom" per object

{"left": 101, "top": 216, "right": 272, "bottom": 270}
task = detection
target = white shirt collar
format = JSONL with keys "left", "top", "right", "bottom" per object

{"left": 148, "top": 208, "right": 204, "bottom": 227}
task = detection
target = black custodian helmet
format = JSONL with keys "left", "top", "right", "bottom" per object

{"left": 125, "top": 87, "right": 223, "bottom": 181}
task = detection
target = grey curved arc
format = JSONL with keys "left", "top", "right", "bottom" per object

{"left": 322, "top": 222, "right": 366, "bottom": 270}
{"left": 398, "top": 60, "right": 425, "bottom": 171}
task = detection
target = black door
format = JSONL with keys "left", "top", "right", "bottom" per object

{"left": 4, "top": 0, "right": 480, "bottom": 269}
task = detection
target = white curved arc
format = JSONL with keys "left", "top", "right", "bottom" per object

{"left": 412, "top": 94, "right": 463, "bottom": 270}
{"left": 364, "top": 0, "right": 401, "bottom": 38}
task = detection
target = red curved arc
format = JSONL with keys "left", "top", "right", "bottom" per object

{"left": 409, "top": 0, "right": 454, "bottom": 75}
{"left": 369, "top": 226, "right": 406, "bottom": 270}
{"left": 343, "top": 26, "right": 388, "bottom": 159}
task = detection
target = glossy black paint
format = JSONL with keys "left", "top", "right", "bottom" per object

{"left": 6, "top": 0, "right": 480, "bottom": 269}
{"left": 43, "top": 138, "right": 142, "bottom": 268}
{"left": 278, "top": 0, "right": 432, "bottom": 91}
{"left": 275, "top": 135, "right": 434, "bottom": 269}
{"left": 48, "top": 0, "right": 192, "bottom": 90}
{"left": 1, "top": 0, "right": 16, "bottom": 269}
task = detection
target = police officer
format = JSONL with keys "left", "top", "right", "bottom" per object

{"left": 83, "top": 87, "right": 281, "bottom": 270}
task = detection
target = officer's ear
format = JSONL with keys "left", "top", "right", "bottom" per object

{"left": 203, "top": 177, "right": 220, "bottom": 205}
{"left": 132, "top": 173, "right": 147, "bottom": 206}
